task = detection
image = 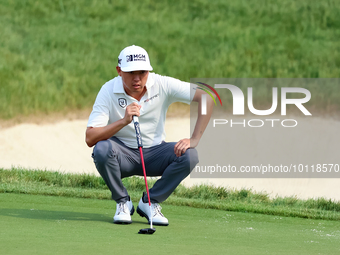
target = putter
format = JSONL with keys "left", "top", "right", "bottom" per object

{"left": 133, "top": 116, "right": 156, "bottom": 235}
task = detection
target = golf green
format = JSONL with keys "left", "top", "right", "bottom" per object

{"left": 0, "top": 193, "right": 339, "bottom": 255}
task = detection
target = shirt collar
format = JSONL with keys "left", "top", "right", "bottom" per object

{"left": 113, "top": 76, "right": 125, "bottom": 94}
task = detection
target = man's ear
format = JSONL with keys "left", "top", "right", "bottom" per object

{"left": 116, "top": 66, "right": 122, "bottom": 76}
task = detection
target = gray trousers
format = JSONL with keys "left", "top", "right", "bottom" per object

{"left": 92, "top": 137, "right": 199, "bottom": 203}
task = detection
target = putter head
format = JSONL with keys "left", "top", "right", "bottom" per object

{"left": 138, "top": 228, "right": 156, "bottom": 235}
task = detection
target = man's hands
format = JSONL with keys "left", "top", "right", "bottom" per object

{"left": 126, "top": 103, "right": 197, "bottom": 157}
{"left": 172, "top": 86, "right": 216, "bottom": 157}
{"left": 174, "top": 137, "right": 199, "bottom": 157}
{"left": 123, "top": 102, "right": 141, "bottom": 125}
{"left": 86, "top": 102, "right": 141, "bottom": 147}
{"left": 126, "top": 102, "right": 198, "bottom": 157}
{"left": 173, "top": 86, "right": 216, "bottom": 157}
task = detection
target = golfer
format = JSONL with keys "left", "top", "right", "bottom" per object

{"left": 86, "top": 45, "right": 214, "bottom": 226}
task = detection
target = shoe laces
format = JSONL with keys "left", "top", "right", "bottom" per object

{"left": 152, "top": 203, "right": 164, "bottom": 217}
{"left": 117, "top": 202, "right": 128, "bottom": 215}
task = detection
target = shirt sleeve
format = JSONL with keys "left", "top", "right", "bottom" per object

{"left": 160, "top": 75, "right": 197, "bottom": 105}
{"left": 87, "top": 85, "right": 110, "bottom": 127}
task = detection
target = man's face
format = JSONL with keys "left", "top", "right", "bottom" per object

{"left": 116, "top": 66, "right": 149, "bottom": 99}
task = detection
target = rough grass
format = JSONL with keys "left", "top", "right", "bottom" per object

{"left": 0, "top": 0, "right": 340, "bottom": 119}
{"left": 1, "top": 168, "right": 339, "bottom": 220}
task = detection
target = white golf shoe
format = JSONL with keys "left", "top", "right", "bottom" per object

{"left": 113, "top": 200, "right": 134, "bottom": 224}
{"left": 137, "top": 198, "right": 169, "bottom": 226}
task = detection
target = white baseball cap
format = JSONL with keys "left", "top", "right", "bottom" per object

{"left": 118, "top": 45, "right": 153, "bottom": 72}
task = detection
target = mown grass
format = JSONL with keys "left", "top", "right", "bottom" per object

{"left": 0, "top": 0, "right": 340, "bottom": 119}
{"left": 1, "top": 168, "right": 339, "bottom": 220}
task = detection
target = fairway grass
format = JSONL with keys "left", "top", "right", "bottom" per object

{"left": 1, "top": 193, "right": 339, "bottom": 255}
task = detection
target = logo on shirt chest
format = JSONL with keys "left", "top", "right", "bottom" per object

{"left": 144, "top": 93, "right": 159, "bottom": 103}
{"left": 118, "top": 98, "right": 127, "bottom": 108}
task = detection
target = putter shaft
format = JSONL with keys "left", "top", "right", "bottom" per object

{"left": 133, "top": 116, "right": 154, "bottom": 230}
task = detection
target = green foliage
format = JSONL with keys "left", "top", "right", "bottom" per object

{"left": 0, "top": 167, "right": 107, "bottom": 189}
{"left": 305, "top": 197, "right": 340, "bottom": 211}
{"left": 0, "top": 0, "right": 339, "bottom": 118}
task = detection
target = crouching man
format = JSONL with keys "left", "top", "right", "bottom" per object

{"left": 86, "top": 45, "right": 214, "bottom": 226}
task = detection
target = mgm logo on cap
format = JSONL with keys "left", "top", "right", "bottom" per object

{"left": 118, "top": 45, "right": 153, "bottom": 72}
{"left": 126, "top": 54, "right": 146, "bottom": 62}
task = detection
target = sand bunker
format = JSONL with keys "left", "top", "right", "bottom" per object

{"left": 0, "top": 117, "right": 339, "bottom": 201}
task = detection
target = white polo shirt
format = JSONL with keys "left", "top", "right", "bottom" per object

{"left": 87, "top": 72, "right": 196, "bottom": 148}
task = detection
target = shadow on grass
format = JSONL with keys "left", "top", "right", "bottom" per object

{"left": 0, "top": 208, "right": 153, "bottom": 226}
{"left": 0, "top": 208, "right": 112, "bottom": 223}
